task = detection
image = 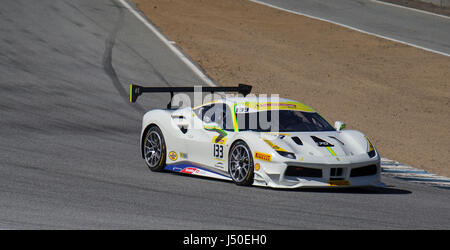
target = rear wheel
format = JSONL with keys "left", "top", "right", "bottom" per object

{"left": 143, "top": 126, "right": 166, "bottom": 171}
{"left": 228, "top": 141, "right": 254, "bottom": 186}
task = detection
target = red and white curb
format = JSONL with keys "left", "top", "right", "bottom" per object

{"left": 381, "top": 158, "right": 450, "bottom": 190}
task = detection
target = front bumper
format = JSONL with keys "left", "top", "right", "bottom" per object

{"left": 253, "top": 158, "right": 384, "bottom": 189}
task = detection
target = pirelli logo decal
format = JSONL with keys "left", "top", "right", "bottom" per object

{"left": 255, "top": 152, "right": 272, "bottom": 162}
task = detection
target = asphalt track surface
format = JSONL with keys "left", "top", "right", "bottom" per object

{"left": 0, "top": 0, "right": 449, "bottom": 229}
{"left": 251, "top": 0, "right": 450, "bottom": 56}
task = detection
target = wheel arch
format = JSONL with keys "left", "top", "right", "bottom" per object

{"left": 141, "top": 123, "right": 158, "bottom": 159}
{"left": 228, "top": 139, "right": 246, "bottom": 157}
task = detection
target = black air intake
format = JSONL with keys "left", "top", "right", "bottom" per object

{"left": 285, "top": 166, "right": 322, "bottom": 178}
{"left": 291, "top": 137, "right": 303, "bottom": 145}
{"left": 350, "top": 165, "right": 377, "bottom": 177}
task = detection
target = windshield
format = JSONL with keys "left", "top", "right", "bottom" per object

{"left": 235, "top": 110, "right": 335, "bottom": 132}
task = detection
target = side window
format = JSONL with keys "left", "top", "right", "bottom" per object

{"left": 194, "top": 103, "right": 234, "bottom": 131}
{"left": 193, "top": 104, "right": 213, "bottom": 121}
{"left": 203, "top": 104, "right": 223, "bottom": 125}
{"left": 223, "top": 105, "right": 234, "bottom": 131}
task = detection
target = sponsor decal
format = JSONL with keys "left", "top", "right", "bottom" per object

{"left": 212, "top": 136, "right": 227, "bottom": 145}
{"left": 164, "top": 162, "right": 232, "bottom": 181}
{"left": 168, "top": 151, "right": 178, "bottom": 161}
{"left": 263, "top": 139, "right": 287, "bottom": 152}
{"left": 311, "top": 136, "right": 334, "bottom": 147}
{"left": 181, "top": 167, "right": 200, "bottom": 174}
{"left": 235, "top": 101, "right": 315, "bottom": 112}
{"left": 328, "top": 180, "right": 350, "bottom": 186}
{"left": 234, "top": 106, "right": 249, "bottom": 113}
{"left": 214, "top": 162, "right": 225, "bottom": 169}
{"left": 258, "top": 103, "right": 296, "bottom": 109}
{"left": 265, "top": 132, "right": 290, "bottom": 136}
{"left": 255, "top": 152, "right": 272, "bottom": 162}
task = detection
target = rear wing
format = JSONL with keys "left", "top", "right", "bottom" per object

{"left": 129, "top": 83, "right": 252, "bottom": 108}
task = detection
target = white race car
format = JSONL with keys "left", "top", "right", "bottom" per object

{"left": 130, "top": 84, "right": 384, "bottom": 189}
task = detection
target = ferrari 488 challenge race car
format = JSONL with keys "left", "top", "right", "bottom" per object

{"left": 130, "top": 84, "right": 384, "bottom": 189}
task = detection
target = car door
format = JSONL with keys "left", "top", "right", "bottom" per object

{"left": 186, "top": 103, "right": 232, "bottom": 172}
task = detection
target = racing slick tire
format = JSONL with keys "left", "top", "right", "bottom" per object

{"left": 228, "top": 141, "right": 254, "bottom": 186}
{"left": 143, "top": 125, "right": 166, "bottom": 172}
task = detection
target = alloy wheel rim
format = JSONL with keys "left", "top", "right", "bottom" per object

{"left": 144, "top": 131, "right": 162, "bottom": 168}
{"left": 230, "top": 145, "right": 251, "bottom": 182}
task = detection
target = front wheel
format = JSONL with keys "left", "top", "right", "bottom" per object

{"left": 228, "top": 141, "right": 254, "bottom": 186}
{"left": 143, "top": 126, "right": 166, "bottom": 172}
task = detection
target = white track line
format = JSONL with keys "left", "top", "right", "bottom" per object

{"left": 381, "top": 158, "right": 450, "bottom": 189}
{"left": 248, "top": 0, "right": 450, "bottom": 57}
{"left": 117, "top": 0, "right": 217, "bottom": 87}
{"left": 370, "top": 0, "right": 450, "bottom": 20}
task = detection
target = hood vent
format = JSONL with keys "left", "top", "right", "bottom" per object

{"left": 329, "top": 136, "right": 344, "bottom": 145}
{"left": 311, "top": 136, "right": 334, "bottom": 147}
{"left": 291, "top": 137, "right": 303, "bottom": 145}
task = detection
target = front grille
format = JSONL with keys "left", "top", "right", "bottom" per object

{"left": 330, "top": 167, "right": 345, "bottom": 180}
{"left": 350, "top": 165, "right": 377, "bottom": 177}
{"left": 285, "top": 166, "right": 322, "bottom": 178}
{"left": 330, "top": 168, "right": 343, "bottom": 177}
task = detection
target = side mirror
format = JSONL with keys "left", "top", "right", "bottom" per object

{"left": 334, "top": 121, "right": 346, "bottom": 132}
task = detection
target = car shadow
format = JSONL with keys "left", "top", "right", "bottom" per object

{"left": 165, "top": 171, "right": 412, "bottom": 194}
{"left": 267, "top": 185, "right": 412, "bottom": 195}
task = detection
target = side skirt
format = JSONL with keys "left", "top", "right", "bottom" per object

{"left": 164, "top": 161, "right": 232, "bottom": 181}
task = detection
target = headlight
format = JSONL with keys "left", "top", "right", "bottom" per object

{"left": 276, "top": 150, "right": 296, "bottom": 159}
{"left": 366, "top": 137, "right": 376, "bottom": 158}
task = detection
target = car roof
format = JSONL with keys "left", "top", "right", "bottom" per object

{"left": 197, "top": 95, "right": 316, "bottom": 113}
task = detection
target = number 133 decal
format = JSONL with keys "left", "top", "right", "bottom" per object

{"left": 213, "top": 144, "right": 224, "bottom": 159}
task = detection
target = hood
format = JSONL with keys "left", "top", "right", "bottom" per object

{"left": 260, "top": 130, "right": 370, "bottom": 162}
